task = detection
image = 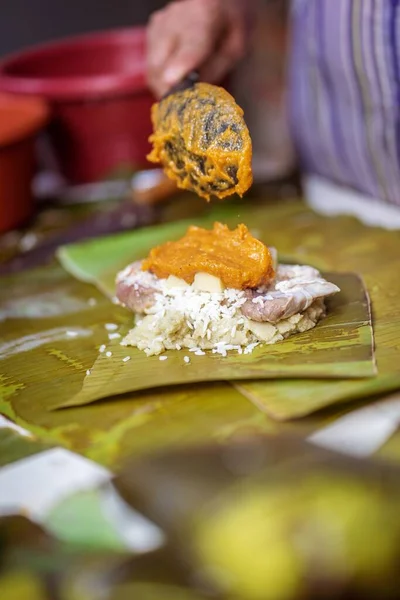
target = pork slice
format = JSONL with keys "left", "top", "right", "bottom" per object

{"left": 241, "top": 267, "right": 340, "bottom": 323}
{"left": 115, "top": 261, "right": 161, "bottom": 314}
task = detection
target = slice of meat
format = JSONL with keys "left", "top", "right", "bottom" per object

{"left": 115, "top": 261, "right": 160, "bottom": 313}
{"left": 116, "top": 261, "right": 340, "bottom": 324}
{"left": 241, "top": 277, "right": 340, "bottom": 323}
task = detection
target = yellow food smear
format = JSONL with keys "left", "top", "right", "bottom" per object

{"left": 142, "top": 222, "right": 274, "bottom": 290}
{"left": 147, "top": 82, "right": 253, "bottom": 201}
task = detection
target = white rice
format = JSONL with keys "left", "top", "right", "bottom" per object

{"left": 108, "top": 332, "right": 121, "bottom": 340}
{"left": 121, "top": 276, "right": 326, "bottom": 357}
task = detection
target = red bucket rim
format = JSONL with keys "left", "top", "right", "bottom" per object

{"left": 0, "top": 27, "right": 148, "bottom": 101}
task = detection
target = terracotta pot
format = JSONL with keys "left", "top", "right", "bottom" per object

{"left": 0, "top": 94, "right": 48, "bottom": 232}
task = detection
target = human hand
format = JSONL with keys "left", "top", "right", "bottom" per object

{"left": 146, "top": 0, "right": 247, "bottom": 98}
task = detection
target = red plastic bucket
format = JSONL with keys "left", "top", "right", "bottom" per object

{"left": 0, "top": 94, "right": 48, "bottom": 232}
{"left": 0, "top": 28, "right": 155, "bottom": 184}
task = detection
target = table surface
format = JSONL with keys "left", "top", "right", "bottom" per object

{"left": 1, "top": 185, "right": 400, "bottom": 559}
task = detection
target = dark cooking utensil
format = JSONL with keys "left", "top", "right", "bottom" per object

{"left": 162, "top": 71, "right": 200, "bottom": 100}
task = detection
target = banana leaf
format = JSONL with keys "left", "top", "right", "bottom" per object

{"left": 0, "top": 429, "right": 53, "bottom": 467}
{"left": 0, "top": 265, "right": 289, "bottom": 468}
{"left": 227, "top": 202, "right": 400, "bottom": 420}
{"left": 54, "top": 216, "right": 375, "bottom": 408}
{"left": 57, "top": 200, "right": 400, "bottom": 419}
{"left": 1, "top": 200, "right": 399, "bottom": 457}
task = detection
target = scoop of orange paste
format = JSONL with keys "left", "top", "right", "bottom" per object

{"left": 142, "top": 222, "right": 274, "bottom": 290}
{"left": 147, "top": 83, "right": 253, "bottom": 201}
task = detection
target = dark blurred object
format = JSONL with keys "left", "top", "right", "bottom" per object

{"left": 0, "top": 199, "right": 153, "bottom": 275}
{"left": 106, "top": 548, "right": 208, "bottom": 600}
{"left": 0, "top": 93, "right": 48, "bottom": 232}
{"left": 0, "top": 28, "right": 154, "bottom": 184}
{"left": 0, "top": 515, "right": 54, "bottom": 555}
{"left": 114, "top": 435, "right": 400, "bottom": 600}
{"left": 0, "top": 515, "right": 63, "bottom": 600}
{"left": 0, "top": 514, "right": 207, "bottom": 600}
{"left": 162, "top": 71, "right": 199, "bottom": 100}
{"left": 0, "top": 0, "right": 167, "bottom": 57}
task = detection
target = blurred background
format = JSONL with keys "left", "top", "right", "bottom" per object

{"left": 0, "top": 1, "right": 167, "bottom": 56}
{"left": 0, "top": 0, "right": 298, "bottom": 278}
{"left": 0, "top": 0, "right": 294, "bottom": 234}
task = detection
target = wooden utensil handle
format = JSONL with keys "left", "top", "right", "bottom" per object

{"left": 131, "top": 169, "right": 181, "bottom": 205}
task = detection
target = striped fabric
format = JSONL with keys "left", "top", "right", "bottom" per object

{"left": 289, "top": 0, "right": 400, "bottom": 205}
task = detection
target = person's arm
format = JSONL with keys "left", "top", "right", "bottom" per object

{"left": 146, "top": 0, "right": 250, "bottom": 98}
